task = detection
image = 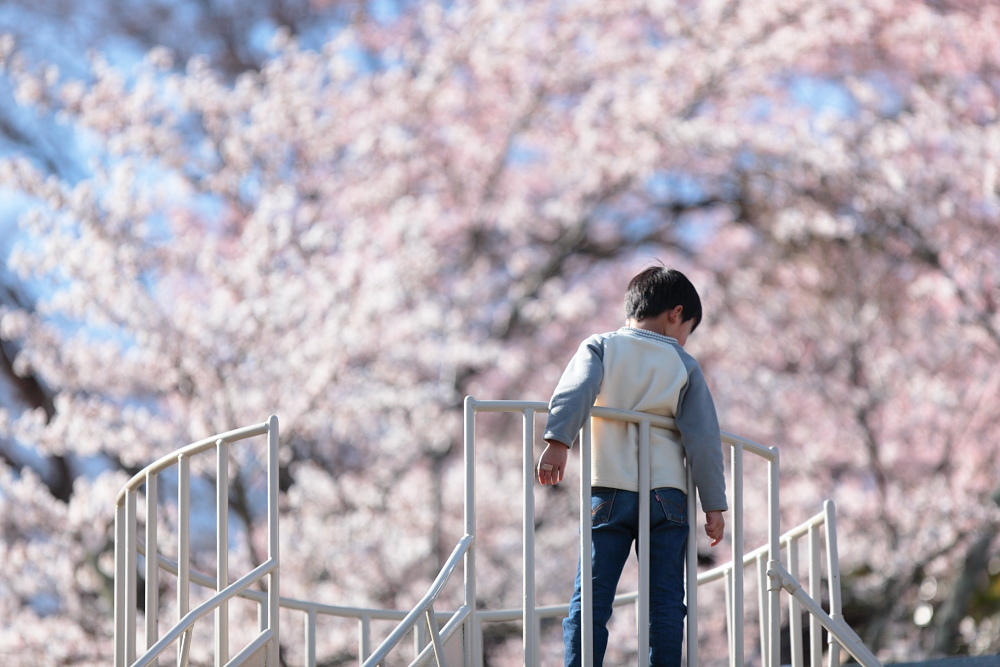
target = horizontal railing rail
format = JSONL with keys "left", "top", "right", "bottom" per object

{"left": 113, "top": 422, "right": 271, "bottom": 505}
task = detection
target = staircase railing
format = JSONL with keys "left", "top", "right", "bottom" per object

{"left": 460, "top": 397, "right": 881, "bottom": 667}
{"left": 113, "top": 417, "right": 280, "bottom": 667}
{"left": 360, "top": 535, "right": 475, "bottom": 667}
{"left": 112, "top": 402, "right": 883, "bottom": 667}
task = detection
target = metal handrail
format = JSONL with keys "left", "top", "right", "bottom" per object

{"left": 113, "top": 422, "right": 270, "bottom": 506}
{"left": 361, "top": 535, "right": 475, "bottom": 667}
{"left": 132, "top": 558, "right": 278, "bottom": 667}
{"left": 698, "top": 505, "right": 830, "bottom": 584}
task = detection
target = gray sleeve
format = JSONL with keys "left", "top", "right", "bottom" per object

{"left": 543, "top": 336, "right": 605, "bottom": 448}
{"left": 675, "top": 357, "right": 729, "bottom": 512}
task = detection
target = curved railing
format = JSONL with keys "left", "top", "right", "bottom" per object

{"left": 112, "top": 403, "right": 881, "bottom": 667}
{"left": 113, "top": 417, "right": 280, "bottom": 667}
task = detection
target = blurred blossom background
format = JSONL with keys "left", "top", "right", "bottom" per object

{"left": 0, "top": 0, "right": 998, "bottom": 664}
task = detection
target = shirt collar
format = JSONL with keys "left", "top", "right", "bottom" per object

{"left": 620, "top": 326, "right": 679, "bottom": 345}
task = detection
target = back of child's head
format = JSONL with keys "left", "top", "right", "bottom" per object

{"left": 624, "top": 266, "right": 702, "bottom": 330}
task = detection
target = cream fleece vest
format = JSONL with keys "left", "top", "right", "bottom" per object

{"left": 590, "top": 332, "right": 689, "bottom": 493}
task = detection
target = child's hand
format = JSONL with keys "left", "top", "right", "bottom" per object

{"left": 705, "top": 510, "right": 725, "bottom": 547}
{"left": 537, "top": 440, "right": 569, "bottom": 485}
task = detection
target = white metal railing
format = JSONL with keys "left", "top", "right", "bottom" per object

{"left": 461, "top": 397, "right": 882, "bottom": 667}
{"left": 113, "top": 416, "right": 280, "bottom": 667}
{"left": 140, "top": 544, "right": 464, "bottom": 665}
{"left": 112, "top": 402, "right": 883, "bottom": 667}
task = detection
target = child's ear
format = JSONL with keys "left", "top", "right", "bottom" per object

{"left": 670, "top": 305, "right": 684, "bottom": 321}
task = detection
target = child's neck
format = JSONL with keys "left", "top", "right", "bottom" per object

{"left": 626, "top": 317, "right": 670, "bottom": 337}
{"left": 627, "top": 306, "right": 693, "bottom": 346}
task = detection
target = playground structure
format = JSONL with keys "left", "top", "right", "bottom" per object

{"left": 113, "top": 398, "right": 884, "bottom": 667}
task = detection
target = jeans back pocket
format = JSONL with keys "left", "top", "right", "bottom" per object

{"left": 653, "top": 487, "right": 688, "bottom": 525}
{"left": 591, "top": 487, "right": 617, "bottom": 526}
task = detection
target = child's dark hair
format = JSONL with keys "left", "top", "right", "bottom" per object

{"left": 624, "top": 267, "right": 702, "bottom": 331}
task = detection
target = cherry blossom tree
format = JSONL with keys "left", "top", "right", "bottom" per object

{"left": 0, "top": 0, "right": 998, "bottom": 664}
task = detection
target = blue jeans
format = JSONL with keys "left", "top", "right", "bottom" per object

{"left": 563, "top": 487, "right": 689, "bottom": 667}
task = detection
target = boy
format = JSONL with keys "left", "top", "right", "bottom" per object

{"left": 537, "top": 266, "right": 727, "bottom": 667}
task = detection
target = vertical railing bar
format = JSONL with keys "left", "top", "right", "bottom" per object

{"left": 788, "top": 537, "right": 804, "bottom": 667}
{"left": 757, "top": 554, "right": 769, "bottom": 667}
{"left": 463, "top": 397, "right": 479, "bottom": 667}
{"left": 145, "top": 472, "right": 160, "bottom": 665}
{"left": 808, "top": 524, "right": 823, "bottom": 667}
{"left": 534, "top": 614, "right": 542, "bottom": 667}
{"left": 580, "top": 418, "right": 594, "bottom": 667}
{"left": 732, "top": 442, "right": 745, "bottom": 667}
{"left": 177, "top": 454, "right": 191, "bottom": 624}
{"left": 305, "top": 608, "right": 317, "bottom": 667}
{"left": 360, "top": 614, "right": 372, "bottom": 663}
{"left": 475, "top": 615, "right": 484, "bottom": 667}
{"left": 215, "top": 438, "right": 229, "bottom": 667}
{"left": 685, "top": 467, "right": 698, "bottom": 667}
{"left": 522, "top": 408, "right": 538, "bottom": 666}
{"left": 824, "top": 500, "right": 843, "bottom": 667}
{"left": 637, "top": 420, "right": 651, "bottom": 661}
{"left": 424, "top": 609, "right": 446, "bottom": 666}
{"left": 115, "top": 502, "right": 127, "bottom": 667}
{"left": 178, "top": 628, "right": 192, "bottom": 667}
{"left": 266, "top": 415, "right": 281, "bottom": 667}
{"left": 125, "top": 488, "right": 138, "bottom": 665}
{"left": 725, "top": 568, "right": 734, "bottom": 667}
{"left": 767, "top": 453, "right": 782, "bottom": 667}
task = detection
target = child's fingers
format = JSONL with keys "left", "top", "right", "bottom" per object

{"left": 537, "top": 463, "right": 561, "bottom": 485}
{"left": 706, "top": 522, "right": 723, "bottom": 547}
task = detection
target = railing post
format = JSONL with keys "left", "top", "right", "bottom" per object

{"left": 424, "top": 609, "right": 446, "bottom": 665}
{"left": 824, "top": 500, "right": 843, "bottom": 667}
{"left": 808, "top": 524, "right": 823, "bottom": 667}
{"left": 415, "top": 617, "right": 428, "bottom": 659}
{"left": 215, "top": 439, "right": 229, "bottom": 667}
{"left": 463, "top": 397, "right": 479, "bottom": 667}
{"left": 637, "top": 420, "right": 651, "bottom": 662}
{"left": 766, "top": 451, "right": 781, "bottom": 667}
{"left": 580, "top": 419, "right": 594, "bottom": 667}
{"left": 178, "top": 453, "right": 191, "bottom": 625}
{"left": 114, "top": 501, "right": 127, "bottom": 667}
{"left": 731, "top": 441, "right": 744, "bottom": 667}
{"left": 305, "top": 608, "right": 317, "bottom": 667}
{"left": 145, "top": 472, "right": 160, "bottom": 666}
{"left": 724, "top": 567, "right": 733, "bottom": 666}
{"left": 756, "top": 554, "right": 769, "bottom": 667}
{"left": 359, "top": 613, "right": 372, "bottom": 662}
{"left": 125, "top": 489, "right": 138, "bottom": 665}
{"left": 788, "top": 537, "right": 804, "bottom": 667}
{"left": 266, "top": 415, "right": 280, "bottom": 667}
{"left": 685, "top": 468, "right": 698, "bottom": 667}
{"left": 522, "top": 408, "right": 538, "bottom": 665}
